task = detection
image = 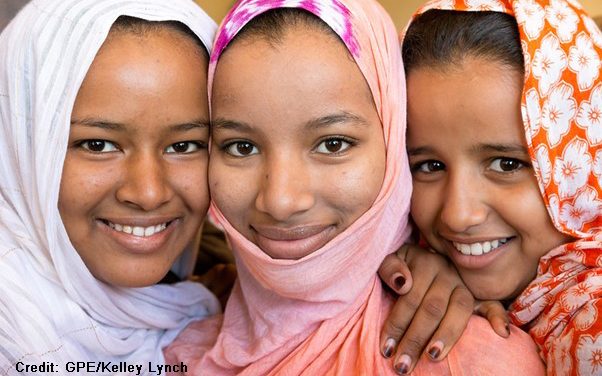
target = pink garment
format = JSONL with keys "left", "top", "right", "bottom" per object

{"left": 165, "top": 0, "right": 545, "bottom": 374}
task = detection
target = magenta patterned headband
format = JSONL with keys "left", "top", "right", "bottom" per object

{"left": 210, "top": 0, "right": 360, "bottom": 64}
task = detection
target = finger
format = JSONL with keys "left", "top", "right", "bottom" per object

{"left": 392, "top": 280, "right": 455, "bottom": 373}
{"left": 474, "top": 300, "right": 510, "bottom": 338}
{"left": 380, "top": 261, "right": 438, "bottom": 359}
{"left": 378, "top": 252, "right": 413, "bottom": 295}
{"left": 423, "top": 285, "right": 474, "bottom": 361}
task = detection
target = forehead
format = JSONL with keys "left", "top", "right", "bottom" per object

{"left": 407, "top": 59, "right": 525, "bottom": 145}
{"left": 212, "top": 26, "right": 372, "bottom": 121}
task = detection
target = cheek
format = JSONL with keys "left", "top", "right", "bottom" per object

{"left": 209, "top": 160, "right": 255, "bottom": 223}
{"left": 58, "top": 156, "right": 116, "bottom": 218}
{"left": 410, "top": 184, "right": 439, "bottom": 235}
{"left": 171, "top": 159, "right": 210, "bottom": 214}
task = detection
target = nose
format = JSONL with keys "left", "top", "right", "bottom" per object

{"left": 255, "top": 153, "right": 315, "bottom": 222}
{"left": 439, "top": 171, "right": 488, "bottom": 234}
{"left": 116, "top": 152, "right": 174, "bottom": 211}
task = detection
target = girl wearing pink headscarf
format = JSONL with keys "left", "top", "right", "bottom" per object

{"left": 378, "top": 0, "right": 602, "bottom": 374}
{"left": 165, "top": 0, "right": 545, "bottom": 374}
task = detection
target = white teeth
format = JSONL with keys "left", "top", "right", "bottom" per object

{"left": 453, "top": 238, "right": 510, "bottom": 256}
{"left": 470, "top": 243, "right": 483, "bottom": 256}
{"left": 107, "top": 221, "right": 168, "bottom": 237}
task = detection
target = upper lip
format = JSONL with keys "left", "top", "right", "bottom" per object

{"left": 251, "top": 224, "right": 331, "bottom": 241}
{"left": 99, "top": 216, "right": 178, "bottom": 227}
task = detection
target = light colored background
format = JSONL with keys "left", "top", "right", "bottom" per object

{"left": 196, "top": 0, "right": 602, "bottom": 29}
{"left": 2, "top": 1, "right": 602, "bottom": 32}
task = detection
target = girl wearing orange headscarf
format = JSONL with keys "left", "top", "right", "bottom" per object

{"left": 165, "top": 0, "right": 544, "bottom": 374}
{"left": 394, "top": 0, "right": 602, "bottom": 374}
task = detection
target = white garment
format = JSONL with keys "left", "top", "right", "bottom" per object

{"left": 0, "top": 0, "right": 219, "bottom": 373}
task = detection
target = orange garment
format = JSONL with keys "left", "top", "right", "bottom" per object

{"left": 410, "top": 1, "right": 602, "bottom": 375}
{"left": 165, "top": 0, "right": 545, "bottom": 374}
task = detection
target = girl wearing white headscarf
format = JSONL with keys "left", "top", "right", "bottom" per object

{"left": 0, "top": 0, "right": 219, "bottom": 373}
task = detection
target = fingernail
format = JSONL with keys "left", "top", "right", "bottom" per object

{"left": 392, "top": 274, "right": 405, "bottom": 292}
{"left": 383, "top": 338, "right": 396, "bottom": 358}
{"left": 394, "top": 354, "right": 411, "bottom": 375}
{"left": 428, "top": 340, "right": 444, "bottom": 360}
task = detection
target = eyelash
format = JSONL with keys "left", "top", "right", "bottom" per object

{"left": 313, "top": 136, "right": 357, "bottom": 155}
{"left": 410, "top": 157, "right": 530, "bottom": 175}
{"left": 75, "top": 140, "right": 206, "bottom": 154}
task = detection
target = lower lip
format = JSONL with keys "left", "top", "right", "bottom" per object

{"left": 446, "top": 239, "right": 513, "bottom": 270}
{"left": 97, "top": 220, "right": 178, "bottom": 255}
{"left": 253, "top": 226, "right": 336, "bottom": 259}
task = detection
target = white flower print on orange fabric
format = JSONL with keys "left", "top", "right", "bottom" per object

{"left": 515, "top": 0, "right": 546, "bottom": 40}
{"left": 548, "top": 193, "right": 562, "bottom": 228}
{"left": 569, "top": 33, "right": 601, "bottom": 91}
{"left": 522, "top": 39, "right": 532, "bottom": 79}
{"left": 593, "top": 149, "right": 602, "bottom": 188}
{"left": 535, "top": 144, "right": 553, "bottom": 188}
{"left": 577, "top": 83, "right": 602, "bottom": 145}
{"left": 574, "top": 301, "right": 598, "bottom": 331}
{"left": 551, "top": 328, "right": 575, "bottom": 375}
{"left": 465, "top": 0, "right": 505, "bottom": 11}
{"left": 542, "top": 82, "right": 576, "bottom": 146}
{"left": 533, "top": 33, "right": 568, "bottom": 96}
{"left": 561, "top": 280, "right": 594, "bottom": 311}
{"left": 577, "top": 334, "right": 602, "bottom": 376}
{"left": 525, "top": 87, "right": 542, "bottom": 139}
{"left": 553, "top": 137, "right": 590, "bottom": 198}
{"left": 582, "top": 15, "right": 602, "bottom": 49}
{"left": 420, "top": 0, "right": 455, "bottom": 11}
{"left": 560, "top": 187, "right": 600, "bottom": 231}
{"left": 545, "top": 0, "right": 579, "bottom": 43}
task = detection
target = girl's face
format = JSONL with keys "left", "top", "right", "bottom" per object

{"left": 210, "top": 27, "right": 386, "bottom": 260}
{"left": 59, "top": 29, "right": 210, "bottom": 287}
{"left": 407, "top": 58, "right": 572, "bottom": 300}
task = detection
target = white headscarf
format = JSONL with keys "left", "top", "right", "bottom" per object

{"left": 0, "top": 0, "right": 219, "bottom": 373}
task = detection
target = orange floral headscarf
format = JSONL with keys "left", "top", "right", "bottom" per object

{"left": 410, "top": 0, "right": 602, "bottom": 374}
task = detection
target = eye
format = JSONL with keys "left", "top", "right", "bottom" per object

{"left": 489, "top": 158, "right": 525, "bottom": 173}
{"left": 79, "top": 140, "right": 118, "bottom": 153}
{"left": 224, "top": 141, "right": 259, "bottom": 157}
{"left": 315, "top": 137, "right": 353, "bottom": 155}
{"left": 412, "top": 160, "right": 445, "bottom": 173}
{"left": 165, "top": 142, "right": 204, "bottom": 154}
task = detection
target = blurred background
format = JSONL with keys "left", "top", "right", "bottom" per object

{"left": 2, "top": 0, "right": 602, "bottom": 31}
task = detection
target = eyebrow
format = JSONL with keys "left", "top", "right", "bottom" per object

{"left": 408, "top": 143, "right": 528, "bottom": 156}
{"left": 211, "top": 111, "right": 368, "bottom": 132}
{"left": 70, "top": 118, "right": 209, "bottom": 131}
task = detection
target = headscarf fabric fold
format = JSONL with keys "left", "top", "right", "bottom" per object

{"left": 0, "top": 0, "right": 219, "bottom": 373}
{"left": 409, "top": 1, "right": 602, "bottom": 374}
{"left": 165, "top": 0, "right": 545, "bottom": 374}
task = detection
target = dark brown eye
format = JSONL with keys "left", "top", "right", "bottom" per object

{"left": 80, "top": 140, "right": 117, "bottom": 153}
{"left": 225, "top": 141, "right": 258, "bottom": 157}
{"left": 166, "top": 142, "right": 201, "bottom": 154}
{"left": 490, "top": 158, "right": 525, "bottom": 172}
{"left": 316, "top": 138, "right": 352, "bottom": 154}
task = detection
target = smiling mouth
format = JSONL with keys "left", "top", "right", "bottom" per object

{"left": 452, "top": 237, "right": 514, "bottom": 256}
{"left": 100, "top": 220, "right": 172, "bottom": 237}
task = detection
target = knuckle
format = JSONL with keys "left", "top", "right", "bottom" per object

{"left": 403, "top": 295, "right": 423, "bottom": 312}
{"left": 403, "top": 336, "right": 427, "bottom": 355}
{"left": 452, "top": 287, "right": 475, "bottom": 310}
{"left": 422, "top": 298, "right": 447, "bottom": 319}
{"left": 384, "top": 319, "right": 408, "bottom": 337}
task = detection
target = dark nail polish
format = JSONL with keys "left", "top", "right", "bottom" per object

{"left": 393, "top": 275, "right": 405, "bottom": 291}
{"left": 428, "top": 340, "right": 443, "bottom": 360}
{"left": 383, "top": 338, "right": 395, "bottom": 358}
{"left": 395, "top": 354, "right": 411, "bottom": 375}
{"left": 428, "top": 346, "right": 441, "bottom": 359}
{"left": 395, "top": 363, "right": 409, "bottom": 375}
{"left": 505, "top": 323, "right": 510, "bottom": 335}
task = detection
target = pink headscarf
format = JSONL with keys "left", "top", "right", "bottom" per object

{"left": 408, "top": 1, "right": 602, "bottom": 374}
{"left": 165, "top": 0, "right": 545, "bottom": 374}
